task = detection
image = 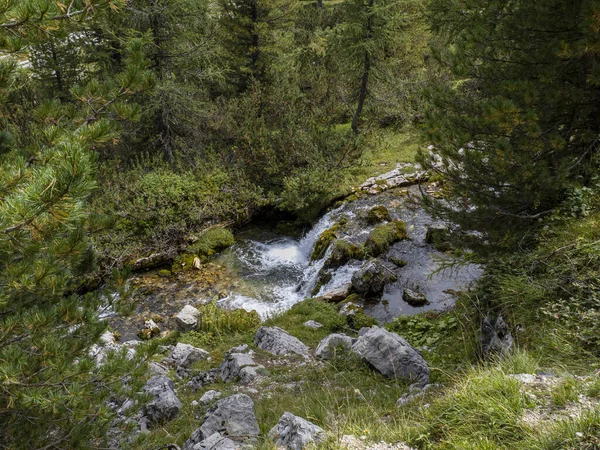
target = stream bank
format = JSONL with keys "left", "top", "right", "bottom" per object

{"left": 106, "top": 163, "right": 482, "bottom": 341}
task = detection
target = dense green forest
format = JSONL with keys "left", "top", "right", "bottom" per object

{"left": 2, "top": 0, "right": 600, "bottom": 448}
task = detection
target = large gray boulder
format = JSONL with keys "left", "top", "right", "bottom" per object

{"left": 254, "top": 327, "right": 309, "bottom": 356}
{"left": 351, "top": 326, "right": 429, "bottom": 386}
{"left": 220, "top": 351, "right": 262, "bottom": 384}
{"left": 176, "top": 305, "right": 201, "bottom": 331}
{"left": 170, "top": 343, "right": 209, "bottom": 368}
{"left": 192, "top": 432, "right": 240, "bottom": 450}
{"left": 201, "top": 394, "right": 260, "bottom": 439}
{"left": 315, "top": 334, "right": 356, "bottom": 360}
{"left": 351, "top": 260, "right": 396, "bottom": 298}
{"left": 143, "top": 376, "right": 182, "bottom": 425}
{"left": 268, "top": 412, "right": 325, "bottom": 450}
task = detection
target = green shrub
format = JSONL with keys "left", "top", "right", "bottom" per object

{"left": 386, "top": 312, "right": 458, "bottom": 348}
{"left": 196, "top": 301, "right": 261, "bottom": 335}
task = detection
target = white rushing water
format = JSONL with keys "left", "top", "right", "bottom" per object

{"left": 217, "top": 205, "right": 360, "bottom": 318}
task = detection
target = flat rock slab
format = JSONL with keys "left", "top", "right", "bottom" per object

{"left": 254, "top": 326, "right": 309, "bottom": 356}
{"left": 268, "top": 412, "right": 325, "bottom": 450}
{"left": 351, "top": 326, "right": 429, "bottom": 386}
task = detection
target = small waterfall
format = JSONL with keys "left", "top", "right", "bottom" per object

{"left": 217, "top": 203, "right": 354, "bottom": 317}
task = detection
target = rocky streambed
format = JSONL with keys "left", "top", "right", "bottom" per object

{"left": 106, "top": 163, "right": 482, "bottom": 341}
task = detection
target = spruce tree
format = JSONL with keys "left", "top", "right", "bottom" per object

{"left": 0, "top": 1, "right": 155, "bottom": 447}
{"left": 420, "top": 0, "right": 600, "bottom": 248}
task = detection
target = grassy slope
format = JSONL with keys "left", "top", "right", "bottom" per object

{"left": 134, "top": 130, "right": 600, "bottom": 449}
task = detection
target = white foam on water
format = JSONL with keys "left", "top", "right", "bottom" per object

{"left": 218, "top": 203, "right": 350, "bottom": 315}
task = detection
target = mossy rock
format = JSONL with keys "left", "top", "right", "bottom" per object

{"left": 188, "top": 227, "right": 235, "bottom": 260}
{"left": 311, "top": 270, "right": 333, "bottom": 297}
{"left": 364, "top": 220, "right": 409, "bottom": 256}
{"left": 171, "top": 253, "right": 198, "bottom": 273}
{"left": 324, "top": 239, "right": 364, "bottom": 268}
{"left": 341, "top": 293, "right": 363, "bottom": 305}
{"left": 367, "top": 206, "right": 391, "bottom": 224}
{"left": 311, "top": 219, "right": 349, "bottom": 261}
{"left": 311, "top": 229, "right": 337, "bottom": 261}
{"left": 388, "top": 256, "right": 408, "bottom": 267}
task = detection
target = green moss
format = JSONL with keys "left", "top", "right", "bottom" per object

{"left": 311, "top": 229, "right": 337, "bottom": 261}
{"left": 341, "top": 293, "right": 362, "bottom": 305}
{"left": 348, "top": 309, "right": 377, "bottom": 330}
{"left": 188, "top": 227, "right": 235, "bottom": 260}
{"left": 388, "top": 256, "right": 408, "bottom": 267}
{"left": 324, "top": 239, "right": 364, "bottom": 268}
{"left": 158, "top": 269, "right": 171, "bottom": 277}
{"left": 310, "top": 219, "right": 350, "bottom": 261}
{"left": 367, "top": 205, "right": 392, "bottom": 224}
{"left": 171, "top": 253, "right": 198, "bottom": 272}
{"left": 311, "top": 270, "right": 333, "bottom": 296}
{"left": 364, "top": 220, "right": 408, "bottom": 256}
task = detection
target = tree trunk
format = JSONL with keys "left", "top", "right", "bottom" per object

{"left": 351, "top": 0, "right": 374, "bottom": 134}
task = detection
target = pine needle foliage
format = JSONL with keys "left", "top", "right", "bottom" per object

{"left": 420, "top": 0, "right": 600, "bottom": 250}
{"left": 0, "top": 2, "right": 155, "bottom": 448}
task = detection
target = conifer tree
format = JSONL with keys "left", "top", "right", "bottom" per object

{"left": 0, "top": 1, "right": 155, "bottom": 447}
{"left": 420, "top": 0, "right": 600, "bottom": 248}
{"left": 334, "top": 0, "right": 409, "bottom": 132}
{"left": 217, "top": 0, "right": 297, "bottom": 94}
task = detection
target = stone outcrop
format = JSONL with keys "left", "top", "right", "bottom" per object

{"left": 351, "top": 326, "right": 430, "bottom": 386}
{"left": 254, "top": 327, "right": 309, "bottom": 356}
{"left": 192, "top": 432, "right": 241, "bottom": 450}
{"left": 317, "top": 283, "right": 353, "bottom": 303}
{"left": 315, "top": 334, "right": 356, "bottom": 360}
{"left": 303, "top": 320, "right": 323, "bottom": 329}
{"left": 200, "top": 394, "right": 260, "bottom": 438}
{"left": 268, "top": 412, "right": 325, "bottom": 450}
{"left": 143, "top": 376, "right": 182, "bottom": 425}
{"left": 199, "top": 390, "right": 222, "bottom": 405}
